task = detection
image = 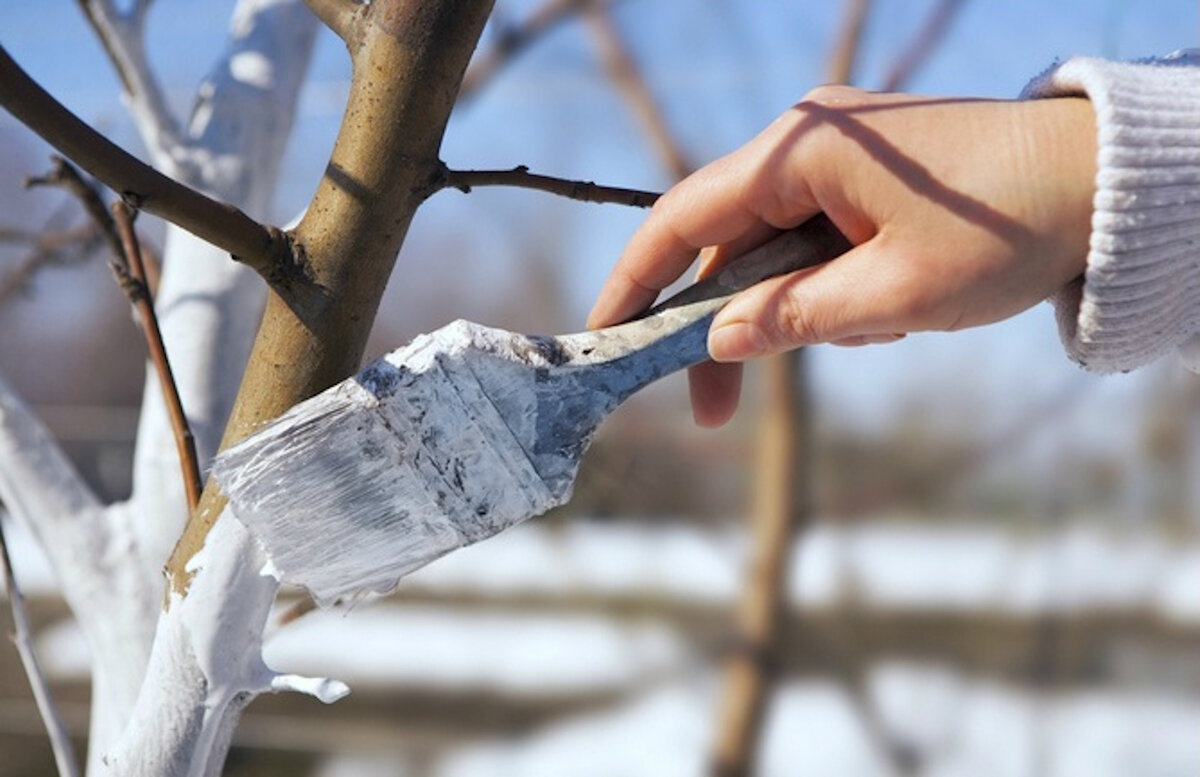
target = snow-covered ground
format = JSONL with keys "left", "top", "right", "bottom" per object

{"left": 264, "top": 606, "right": 686, "bottom": 695}
{"left": 312, "top": 668, "right": 1200, "bottom": 777}
{"left": 9, "top": 515, "right": 1197, "bottom": 621}
{"left": 6, "top": 514, "right": 1198, "bottom": 775}
{"left": 395, "top": 518, "right": 1200, "bottom": 621}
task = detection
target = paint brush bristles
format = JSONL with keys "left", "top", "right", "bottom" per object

{"left": 213, "top": 323, "right": 567, "bottom": 605}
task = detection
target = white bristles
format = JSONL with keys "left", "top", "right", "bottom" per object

{"left": 213, "top": 322, "right": 562, "bottom": 605}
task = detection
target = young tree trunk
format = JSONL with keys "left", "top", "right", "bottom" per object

{"left": 99, "top": 2, "right": 495, "bottom": 774}
{"left": 3, "top": 0, "right": 495, "bottom": 773}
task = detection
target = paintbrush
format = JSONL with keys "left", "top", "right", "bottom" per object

{"left": 212, "top": 215, "right": 850, "bottom": 605}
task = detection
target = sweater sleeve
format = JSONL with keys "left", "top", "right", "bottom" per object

{"left": 1021, "top": 50, "right": 1200, "bottom": 373}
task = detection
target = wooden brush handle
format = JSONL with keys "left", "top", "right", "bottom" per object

{"left": 555, "top": 214, "right": 850, "bottom": 401}
{"left": 645, "top": 213, "right": 851, "bottom": 317}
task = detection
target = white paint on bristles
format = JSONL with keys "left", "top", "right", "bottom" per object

{"left": 216, "top": 320, "right": 569, "bottom": 606}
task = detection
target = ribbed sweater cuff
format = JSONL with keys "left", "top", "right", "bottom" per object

{"left": 1023, "top": 51, "right": 1200, "bottom": 372}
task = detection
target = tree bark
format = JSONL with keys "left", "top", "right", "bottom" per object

{"left": 168, "top": 0, "right": 496, "bottom": 588}
{"left": 95, "top": 1, "right": 497, "bottom": 773}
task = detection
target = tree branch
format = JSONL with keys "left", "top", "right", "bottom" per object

{"left": 304, "top": 0, "right": 364, "bottom": 46}
{"left": 584, "top": 6, "right": 693, "bottom": 180}
{"left": 0, "top": 520, "right": 81, "bottom": 777}
{"left": 460, "top": 0, "right": 601, "bottom": 100}
{"left": 25, "top": 156, "right": 127, "bottom": 265}
{"left": 0, "top": 227, "right": 41, "bottom": 243}
{"left": 826, "top": 0, "right": 871, "bottom": 84}
{"left": 0, "top": 378, "right": 102, "bottom": 531}
{"left": 436, "top": 164, "right": 659, "bottom": 207}
{"left": 76, "top": 0, "right": 182, "bottom": 161}
{"left": 0, "top": 224, "right": 99, "bottom": 303}
{"left": 111, "top": 202, "right": 203, "bottom": 513}
{"left": 880, "top": 0, "right": 966, "bottom": 91}
{"left": 0, "top": 46, "right": 298, "bottom": 286}
{"left": 22, "top": 159, "right": 202, "bottom": 513}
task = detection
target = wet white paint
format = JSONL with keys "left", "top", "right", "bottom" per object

{"left": 215, "top": 320, "right": 568, "bottom": 605}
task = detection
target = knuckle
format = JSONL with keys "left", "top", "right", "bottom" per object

{"left": 776, "top": 285, "right": 823, "bottom": 347}
{"left": 649, "top": 184, "right": 682, "bottom": 220}
{"left": 797, "top": 84, "right": 868, "bottom": 111}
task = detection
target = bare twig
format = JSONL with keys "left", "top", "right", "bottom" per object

{"left": 0, "top": 224, "right": 100, "bottom": 303}
{"left": 460, "top": 0, "right": 602, "bottom": 100}
{"left": 585, "top": 6, "right": 693, "bottom": 180}
{"left": 2, "top": 160, "right": 162, "bottom": 303}
{"left": 0, "top": 227, "right": 41, "bottom": 243}
{"left": 76, "top": 0, "right": 182, "bottom": 156}
{"left": 26, "top": 156, "right": 126, "bottom": 262}
{"left": 111, "top": 202, "right": 203, "bottom": 512}
{"left": 1, "top": 159, "right": 116, "bottom": 302}
{"left": 880, "top": 0, "right": 966, "bottom": 92}
{"left": 305, "top": 0, "right": 363, "bottom": 45}
{"left": 138, "top": 235, "right": 162, "bottom": 295}
{"left": 18, "top": 157, "right": 200, "bottom": 507}
{"left": 0, "top": 520, "right": 82, "bottom": 777}
{"left": 826, "top": 0, "right": 871, "bottom": 84}
{"left": 0, "top": 46, "right": 295, "bottom": 284}
{"left": 435, "top": 164, "right": 659, "bottom": 208}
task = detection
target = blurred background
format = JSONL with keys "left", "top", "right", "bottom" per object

{"left": 1, "top": 1, "right": 1198, "bottom": 775}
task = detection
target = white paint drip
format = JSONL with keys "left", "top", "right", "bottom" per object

{"left": 158, "top": 513, "right": 347, "bottom": 777}
{"left": 270, "top": 673, "right": 350, "bottom": 704}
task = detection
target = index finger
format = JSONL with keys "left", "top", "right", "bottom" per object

{"left": 585, "top": 119, "right": 820, "bottom": 330}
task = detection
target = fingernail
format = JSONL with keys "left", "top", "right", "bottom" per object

{"left": 709, "top": 322, "right": 769, "bottom": 362}
{"left": 861, "top": 333, "right": 905, "bottom": 344}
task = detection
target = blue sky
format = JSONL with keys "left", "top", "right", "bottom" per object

{"left": 1, "top": 0, "right": 1197, "bottom": 465}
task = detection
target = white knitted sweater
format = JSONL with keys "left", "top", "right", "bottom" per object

{"left": 1023, "top": 50, "right": 1200, "bottom": 373}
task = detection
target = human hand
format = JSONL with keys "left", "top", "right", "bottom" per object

{"left": 587, "top": 87, "right": 1097, "bottom": 427}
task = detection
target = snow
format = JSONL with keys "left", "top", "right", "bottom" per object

{"left": 401, "top": 520, "right": 743, "bottom": 603}
{"left": 439, "top": 684, "right": 714, "bottom": 777}
{"left": 1157, "top": 546, "right": 1200, "bottom": 621}
{"left": 9, "top": 513, "right": 1199, "bottom": 620}
{"left": 13, "top": 509, "right": 1196, "bottom": 776}
{"left": 427, "top": 672, "right": 1200, "bottom": 777}
{"left": 263, "top": 606, "right": 686, "bottom": 695}
{"left": 399, "top": 518, "right": 1200, "bottom": 622}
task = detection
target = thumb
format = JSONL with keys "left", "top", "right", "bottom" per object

{"left": 707, "top": 235, "right": 920, "bottom": 360}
